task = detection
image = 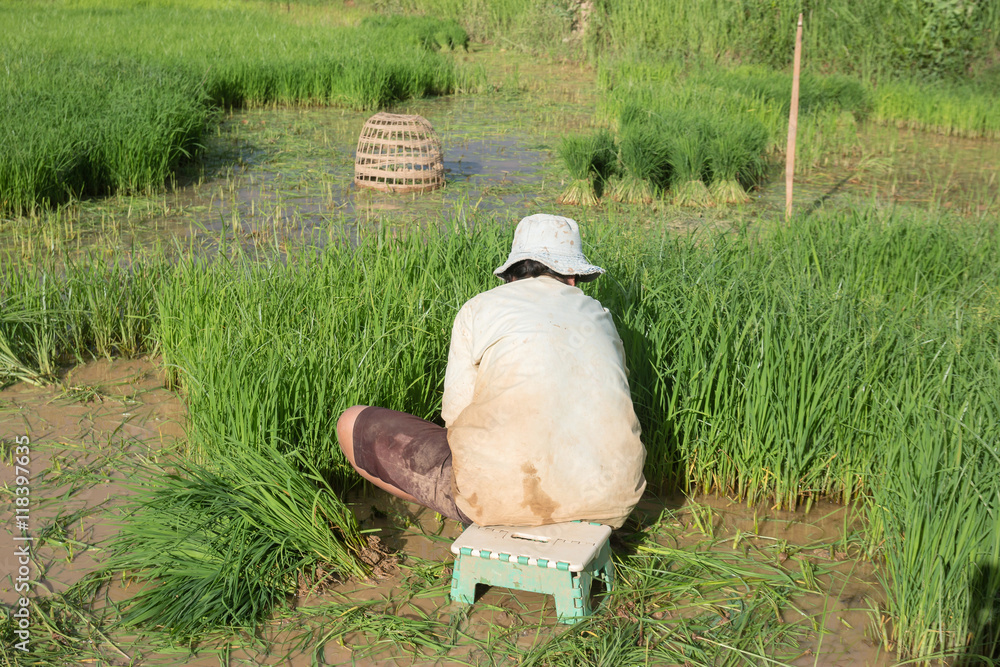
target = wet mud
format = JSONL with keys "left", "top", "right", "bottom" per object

{"left": 2, "top": 359, "right": 890, "bottom": 665}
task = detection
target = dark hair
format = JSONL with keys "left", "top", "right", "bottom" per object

{"left": 499, "top": 259, "right": 573, "bottom": 284}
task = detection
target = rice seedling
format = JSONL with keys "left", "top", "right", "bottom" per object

{"left": 360, "top": 15, "right": 469, "bottom": 52}
{"left": 4, "top": 199, "right": 999, "bottom": 662}
{"left": 590, "top": 127, "right": 619, "bottom": 197}
{"left": 153, "top": 223, "right": 502, "bottom": 478}
{"left": 556, "top": 129, "right": 617, "bottom": 205}
{"left": 0, "top": 4, "right": 463, "bottom": 211}
{"left": 569, "top": 0, "right": 998, "bottom": 81}
{"left": 0, "top": 591, "right": 123, "bottom": 666}
{"left": 480, "top": 530, "right": 814, "bottom": 665}
{"left": 594, "top": 53, "right": 999, "bottom": 172}
{"left": 705, "top": 118, "right": 769, "bottom": 204}
{"left": 107, "top": 442, "right": 368, "bottom": 638}
{"left": 557, "top": 134, "right": 601, "bottom": 206}
{"left": 0, "top": 249, "right": 166, "bottom": 386}
{"left": 284, "top": 598, "right": 457, "bottom": 662}
{"left": 606, "top": 123, "right": 669, "bottom": 205}
{"left": 865, "top": 357, "right": 1000, "bottom": 661}
{"left": 667, "top": 127, "right": 712, "bottom": 207}
{"left": 873, "top": 78, "right": 1000, "bottom": 139}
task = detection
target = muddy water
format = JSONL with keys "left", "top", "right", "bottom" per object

{"left": 1, "top": 360, "right": 890, "bottom": 665}
{"left": 760, "top": 125, "right": 1000, "bottom": 218}
{"left": 658, "top": 495, "right": 889, "bottom": 666}
{"left": 143, "top": 100, "right": 1000, "bottom": 253}
{"left": 6, "top": 48, "right": 995, "bottom": 260}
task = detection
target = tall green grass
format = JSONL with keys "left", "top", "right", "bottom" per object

{"left": 0, "top": 2, "right": 462, "bottom": 212}
{"left": 608, "top": 123, "right": 669, "bottom": 205}
{"left": 601, "top": 53, "right": 998, "bottom": 147}
{"left": 560, "top": 106, "right": 768, "bottom": 206}
{"left": 598, "top": 59, "right": 870, "bottom": 153}
{"left": 0, "top": 253, "right": 167, "bottom": 386}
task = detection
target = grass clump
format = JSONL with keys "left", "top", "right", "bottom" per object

{"left": 108, "top": 443, "right": 368, "bottom": 638}
{"left": 556, "top": 129, "right": 617, "bottom": 206}
{"left": 705, "top": 118, "right": 768, "bottom": 204}
{"left": 604, "top": 100, "right": 768, "bottom": 207}
{"left": 0, "top": 253, "right": 166, "bottom": 387}
{"left": 155, "top": 226, "right": 500, "bottom": 479}
{"left": 606, "top": 123, "right": 669, "bottom": 205}
{"left": 666, "top": 128, "right": 711, "bottom": 207}
{"left": 873, "top": 78, "right": 1000, "bottom": 138}
{"left": 0, "top": 57, "right": 208, "bottom": 213}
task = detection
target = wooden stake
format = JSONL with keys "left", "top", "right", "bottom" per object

{"left": 785, "top": 13, "right": 803, "bottom": 220}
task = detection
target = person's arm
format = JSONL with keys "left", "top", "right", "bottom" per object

{"left": 441, "top": 304, "right": 477, "bottom": 427}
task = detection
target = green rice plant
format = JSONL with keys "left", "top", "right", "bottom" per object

{"left": 154, "top": 223, "right": 503, "bottom": 480}
{"left": 360, "top": 15, "right": 469, "bottom": 51}
{"left": 0, "top": 3, "right": 461, "bottom": 211}
{"left": 505, "top": 539, "right": 810, "bottom": 665}
{"left": 557, "top": 134, "right": 601, "bottom": 206}
{"left": 107, "top": 442, "right": 367, "bottom": 638}
{"left": 0, "top": 250, "right": 165, "bottom": 385}
{"left": 0, "top": 55, "right": 208, "bottom": 213}
{"left": 873, "top": 78, "right": 1000, "bottom": 139}
{"left": 865, "top": 343, "right": 1000, "bottom": 660}
{"left": 607, "top": 123, "right": 669, "bottom": 205}
{"left": 705, "top": 117, "right": 768, "bottom": 204}
{"left": 285, "top": 599, "right": 457, "bottom": 661}
{"left": 590, "top": 127, "right": 619, "bottom": 193}
{"left": 596, "top": 58, "right": 876, "bottom": 167}
{"left": 0, "top": 592, "right": 121, "bottom": 666}
{"left": 667, "top": 128, "right": 711, "bottom": 207}
{"left": 4, "top": 201, "right": 1000, "bottom": 662}
{"left": 583, "top": 0, "right": 998, "bottom": 80}
{"left": 556, "top": 130, "right": 617, "bottom": 206}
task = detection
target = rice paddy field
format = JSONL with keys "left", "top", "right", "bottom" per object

{"left": 2, "top": 1, "right": 999, "bottom": 665}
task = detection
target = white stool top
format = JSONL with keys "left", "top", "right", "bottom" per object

{"left": 451, "top": 522, "right": 612, "bottom": 572}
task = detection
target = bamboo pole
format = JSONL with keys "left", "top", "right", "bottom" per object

{"left": 785, "top": 13, "right": 803, "bottom": 220}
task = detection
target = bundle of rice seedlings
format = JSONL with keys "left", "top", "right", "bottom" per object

{"left": 668, "top": 129, "right": 712, "bottom": 207}
{"left": 108, "top": 443, "right": 368, "bottom": 637}
{"left": 557, "top": 135, "right": 598, "bottom": 205}
{"left": 607, "top": 124, "right": 669, "bottom": 205}
{"left": 706, "top": 118, "right": 768, "bottom": 204}
{"left": 558, "top": 131, "right": 618, "bottom": 206}
{"left": 590, "top": 128, "right": 619, "bottom": 199}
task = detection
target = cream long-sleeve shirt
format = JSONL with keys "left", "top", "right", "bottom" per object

{"left": 442, "top": 276, "right": 646, "bottom": 528}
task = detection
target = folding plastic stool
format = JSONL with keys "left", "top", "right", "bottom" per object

{"left": 449, "top": 521, "right": 614, "bottom": 623}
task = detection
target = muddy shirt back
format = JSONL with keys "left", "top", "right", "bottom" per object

{"left": 442, "top": 276, "right": 646, "bottom": 528}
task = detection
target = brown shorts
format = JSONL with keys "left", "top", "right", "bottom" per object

{"left": 352, "top": 407, "right": 471, "bottom": 524}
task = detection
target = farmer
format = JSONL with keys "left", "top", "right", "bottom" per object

{"left": 337, "top": 214, "right": 646, "bottom": 528}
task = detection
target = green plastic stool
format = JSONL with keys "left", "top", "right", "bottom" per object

{"left": 449, "top": 521, "right": 614, "bottom": 623}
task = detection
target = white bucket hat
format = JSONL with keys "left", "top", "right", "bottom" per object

{"left": 494, "top": 214, "right": 605, "bottom": 282}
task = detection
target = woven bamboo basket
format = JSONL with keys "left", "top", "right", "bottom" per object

{"left": 354, "top": 113, "right": 445, "bottom": 193}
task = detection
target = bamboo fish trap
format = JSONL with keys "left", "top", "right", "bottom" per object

{"left": 354, "top": 113, "right": 445, "bottom": 193}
